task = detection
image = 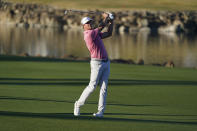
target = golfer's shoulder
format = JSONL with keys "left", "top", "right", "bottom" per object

{"left": 84, "top": 29, "right": 96, "bottom": 37}
{"left": 84, "top": 30, "right": 91, "bottom": 38}
{"left": 84, "top": 31, "right": 93, "bottom": 41}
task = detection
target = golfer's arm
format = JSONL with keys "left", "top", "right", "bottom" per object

{"left": 100, "top": 21, "right": 113, "bottom": 39}
{"left": 98, "top": 17, "right": 108, "bottom": 31}
{"left": 98, "top": 24, "right": 105, "bottom": 31}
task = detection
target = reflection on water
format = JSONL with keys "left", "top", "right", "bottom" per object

{"left": 0, "top": 25, "right": 197, "bottom": 68}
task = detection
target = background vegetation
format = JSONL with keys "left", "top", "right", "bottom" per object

{"left": 5, "top": 0, "right": 197, "bottom": 10}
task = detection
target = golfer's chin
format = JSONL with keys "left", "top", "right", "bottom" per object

{"left": 89, "top": 26, "right": 93, "bottom": 30}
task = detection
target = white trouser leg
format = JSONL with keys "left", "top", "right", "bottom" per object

{"left": 77, "top": 60, "right": 103, "bottom": 107}
{"left": 98, "top": 61, "right": 110, "bottom": 113}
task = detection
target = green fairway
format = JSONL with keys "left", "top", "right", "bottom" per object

{"left": 0, "top": 56, "right": 197, "bottom": 131}
{"left": 5, "top": 0, "right": 197, "bottom": 10}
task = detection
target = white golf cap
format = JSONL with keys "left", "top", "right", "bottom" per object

{"left": 81, "top": 17, "right": 92, "bottom": 25}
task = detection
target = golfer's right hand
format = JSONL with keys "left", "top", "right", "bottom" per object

{"left": 102, "top": 13, "right": 109, "bottom": 19}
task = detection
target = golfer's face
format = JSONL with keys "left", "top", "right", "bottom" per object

{"left": 84, "top": 21, "right": 92, "bottom": 30}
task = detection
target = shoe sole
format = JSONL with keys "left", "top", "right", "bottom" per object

{"left": 93, "top": 113, "right": 103, "bottom": 117}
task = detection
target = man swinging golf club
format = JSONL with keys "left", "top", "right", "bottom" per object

{"left": 74, "top": 12, "right": 114, "bottom": 117}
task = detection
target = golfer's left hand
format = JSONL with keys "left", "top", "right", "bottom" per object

{"left": 108, "top": 13, "right": 114, "bottom": 20}
{"left": 102, "top": 13, "right": 109, "bottom": 19}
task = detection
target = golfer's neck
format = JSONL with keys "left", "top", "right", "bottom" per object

{"left": 84, "top": 26, "right": 92, "bottom": 31}
{"left": 85, "top": 28, "right": 92, "bottom": 31}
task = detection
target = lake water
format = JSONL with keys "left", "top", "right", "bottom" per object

{"left": 0, "top": 25, "right": 197, "bottom": 68}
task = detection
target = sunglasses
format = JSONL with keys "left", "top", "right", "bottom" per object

{"left": 85, "top": 21, "right": 92, "bottom": 25}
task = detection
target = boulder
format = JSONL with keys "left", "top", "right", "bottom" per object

{"left": 112, "top": 59, "right": 135, "bottom": 64}
{"left": 137, "top": 59, "right": 144, "bottom": 65}
{"left": 163, "top": 61, "right": 175, "bottom": 68}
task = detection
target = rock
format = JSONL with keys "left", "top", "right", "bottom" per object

{"left": 137, "top": 59, "right": 144, "bottom": 65}
{"left": 16, "top": 22, "right": 29, "bottom": 28}
{"left": 129, "top": 27, "right": 140, "bottom": 33}
{"left": 75, "top": 57, "right": 90, "bottom": 61}
{"left": 139, "top": 27, "right": 151, "bottom": 33}
{"left": 152, "top": 63, "right": 162, "bottom": 66}
{"left": 112, "top": 59, "right": 135, "bottom": 64}
{"left": 35, "top": 54, "right": 41, "bottom": 57}
{"left": 63, "top": 54, "right": 78, "bottom": 60}
{"left": 158, "top": 19, "right": 184, "bottom": 34}
{"left": 137, "top": 18, "right": 148, "bottom": 27}
{"left": 163, "top": 61, "right": 175, "bottom": 68}
{"left": 20, "top": 52, "right": 29, "bottom": 56}
{"left": 63, "top": 25, "right": 69, "bottom": 30}
{"left": 119, "top": 25, "right": 129, "bottom": 34}
{"left": 158, "top": 25, "right": 177, "bottom": 33}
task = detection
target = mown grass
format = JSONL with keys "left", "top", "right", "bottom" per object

{"left": 0, "top": 55, "right": 197, "bottom": 131}
{"left": 5, "top": 0, "right": 197, "bottom": 10}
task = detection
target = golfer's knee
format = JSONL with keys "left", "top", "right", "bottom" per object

{"left": 100, "top": 80, "right": 108, "bottom": 87}
{"left": 101, "top": 86, "right": 107, "bottom": 93}
{"left": 100, "top": 81, "right": 108, "bottom": 91}
{"left": 88, "top": 82, "right": 97, "bottom": 92}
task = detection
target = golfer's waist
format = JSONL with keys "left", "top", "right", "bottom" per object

{"left": 91, "top": 58, "right": 109, "bottom": 62}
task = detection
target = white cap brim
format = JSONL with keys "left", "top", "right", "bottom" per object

{"left": 81, "top": 17, "right": 92, "bottom": 25}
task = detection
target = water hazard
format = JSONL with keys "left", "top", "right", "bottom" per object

{"left": 0, "top": 25, "right": 197, "bottom": 68}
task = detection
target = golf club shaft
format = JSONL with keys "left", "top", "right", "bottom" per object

{"left": 65, "top": 9, "right": 103, "bottom": 15}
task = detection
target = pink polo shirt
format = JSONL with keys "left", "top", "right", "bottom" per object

{"left": 84, "top": 28, "right": 108, "bottom": 59}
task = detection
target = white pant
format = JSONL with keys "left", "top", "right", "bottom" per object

{"left": 77, "top": 59, "right": 110, "bottom": 113}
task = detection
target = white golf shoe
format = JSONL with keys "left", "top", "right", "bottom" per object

{"left": 93, "top": 111, "right": 103, "bottom": 117}
{"left": 74, "top": 101, "right": 80, "bottom": 116}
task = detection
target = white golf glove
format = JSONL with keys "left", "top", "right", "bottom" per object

{"left": 107, "top": 12, "right": 114, "bottom": 20}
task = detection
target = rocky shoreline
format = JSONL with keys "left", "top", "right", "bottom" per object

{"left": 0, "top": 1, "right": 197, "bottom": 34}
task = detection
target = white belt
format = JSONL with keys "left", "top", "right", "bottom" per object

{"left": 91, "top": 58, "right": 109, "bottom": 62}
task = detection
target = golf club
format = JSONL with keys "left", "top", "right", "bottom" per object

{"left": 64, "top": 9, "right": 103, "bottom": 15}
{"left": 64, "top": 9, "right": 115, "bottom": 21}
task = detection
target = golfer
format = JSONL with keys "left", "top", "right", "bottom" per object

{"left": 74, "top": 13, "right": 114, "bottom": 117}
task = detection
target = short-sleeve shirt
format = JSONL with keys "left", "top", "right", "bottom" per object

{"left": 83, "top": 28, "right": 108, "bottom": 59}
